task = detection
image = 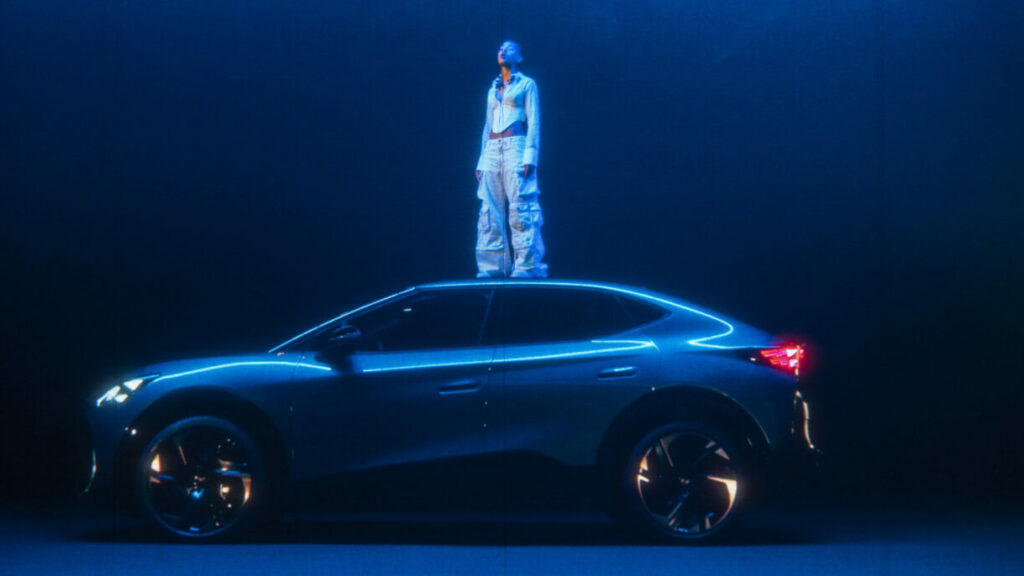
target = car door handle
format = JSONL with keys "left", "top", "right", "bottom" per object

{"left": 598, "top": 366, "right": 638, "bottom": 379}
{"left": 439, "top": 379, "right": 481, "bottom": 394}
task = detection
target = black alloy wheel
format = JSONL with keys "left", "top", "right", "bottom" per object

{"left": 624, "top": 422, "right": 743, "bottom": 542}
{"left": 137, "top": 417, "right": 266, "bottom": 540}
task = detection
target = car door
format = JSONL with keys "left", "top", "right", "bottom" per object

{"left": 291, "top": 287, "right": 496, "bottom": 483}
{"left": 489, "top": 285, "right": 662, "bottom": 466}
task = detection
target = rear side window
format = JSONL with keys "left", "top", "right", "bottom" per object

{"left": 496, "top": 287, "right": 652, "bottom": 345}
{"left": 618, "top": 294, "right": 670, "bottom": 326}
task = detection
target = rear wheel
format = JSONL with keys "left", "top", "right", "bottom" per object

{"left": 136, "top": 417, "right": 266, "bottom": 541}
{"left": 622, "top": 422, "right": 744, "bottom": 542}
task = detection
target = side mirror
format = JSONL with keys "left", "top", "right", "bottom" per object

{"left": 327, "top": 324, "right": 361, "bottom": 342}
{"left": 314, "top": 324, "right": 362, "bottom": 370}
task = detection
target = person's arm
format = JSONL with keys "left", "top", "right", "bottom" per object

{"left": 522, "top": 79, "right": 540, "bottom": 176}
{"left": 476, "top": 86, "right": 492, "bottom": 181}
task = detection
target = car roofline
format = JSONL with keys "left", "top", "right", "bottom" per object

{"left": 416, "top": 279, "right": 701, "bottom": 312}
{"left": 416, "top": 280, "right": 748, "bottom": 350}
{"left": 271, "top": 279, "right": 757, "bottom": 354}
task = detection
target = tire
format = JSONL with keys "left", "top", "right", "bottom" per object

{"left": 621, "top": 421, "right": 745, "bottom": 543}
{"left": 136, "top": 416, "right": 267, "bottom": 541}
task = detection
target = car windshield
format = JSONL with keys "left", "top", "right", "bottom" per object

{"left": 269, "top": 288, "right": 415, "bottom": 353}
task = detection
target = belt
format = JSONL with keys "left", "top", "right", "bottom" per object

{"left": 489, "top": 121, "right": 526, "bottom": 139}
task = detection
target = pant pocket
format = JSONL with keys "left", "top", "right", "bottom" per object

{"left": 509, "top": 201, "right": 540, "bottom": 249}
{"left": 517, "top": 170, "right": 540, "bottom": 197}
{"left": 476, "top": 203, "right": 504, "bottom": 250}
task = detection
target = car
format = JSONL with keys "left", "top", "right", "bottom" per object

{"left": 82, "top": 279, "right": 817, "bottom": 542}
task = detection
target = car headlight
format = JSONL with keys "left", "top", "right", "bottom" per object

{"left": 95, "top": 375, "right": 159, "bottom": 407}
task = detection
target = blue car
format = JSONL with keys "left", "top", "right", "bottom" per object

{"left": 83, "top": 279, "right": 816, "bottom": 542}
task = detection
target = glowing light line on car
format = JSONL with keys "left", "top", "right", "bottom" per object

{"left": 274, "top": 280, "right": 758, "bottom": 356}
{"left": 431, "top": 280, "right": 742, "bottom": 349}
{"left": 152, "top": 362, "right": 331, "bottom": 383}
{"left": 360, "top": 339, "right": 656, "bottom": 374}
{"left": 270, "top": 288, "right": 416, "bottom": 352}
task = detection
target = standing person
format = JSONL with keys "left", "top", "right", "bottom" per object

{"left": 475, "top": 41, "right": 548, "bottom": 278}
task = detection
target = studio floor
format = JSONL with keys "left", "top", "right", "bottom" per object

{"left": 2, "top": 502, "right": 1022, "bottom": 575}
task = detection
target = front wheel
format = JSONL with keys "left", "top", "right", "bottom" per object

{"left": 136, "top": 417, "right": 266, "bottom": 541}
{"left": 622, "top": 422, "right": 745, "bottom": 543}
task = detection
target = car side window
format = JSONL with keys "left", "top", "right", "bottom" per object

{"left": 618, "top": 294, "right": 670, "bottom": 326}
{"left": 345, "top": 289, "right": 492, "bottom": 352}
{"left": 496, "top": 287, "right": 639, "bottom": 345}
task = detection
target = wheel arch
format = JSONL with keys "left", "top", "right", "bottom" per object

{"left": 596, "top": 385, "right": 771, "bottom": 482}
{"left": 113, "top": 387, "right": 289, "bottom": 514}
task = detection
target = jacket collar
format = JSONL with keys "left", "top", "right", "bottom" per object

{"left": 494, "top": 72, "right": 521, "bottom": 89}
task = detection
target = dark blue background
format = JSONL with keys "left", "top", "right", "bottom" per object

{"left": 2, "top": 1, "right": 1021, "bottom": 505}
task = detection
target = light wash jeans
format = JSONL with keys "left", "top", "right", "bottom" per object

{"left": 475, "top": 135, "right": 548, "bottom": 278}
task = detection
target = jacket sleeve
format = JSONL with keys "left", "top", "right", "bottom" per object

{"left": 522, "top": 79, "right": 540, "bottom": 167}
{"left": 476, "top": 87, "right": 492, "bottom": 172}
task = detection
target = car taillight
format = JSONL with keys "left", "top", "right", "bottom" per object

{"left": 759, "top": 345, "right": 804, "bottom": 375}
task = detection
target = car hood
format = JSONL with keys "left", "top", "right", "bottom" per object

{"left": 131, "top": 352, "right": 312, "bottom": 384}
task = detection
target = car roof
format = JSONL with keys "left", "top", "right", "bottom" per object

{"left": 417, "top": 278, "right": 656, "bottom": 294}
{"left": 272, "top": 279, "right": 766, "bottom": 353}
{"left": 413, "top": 279, "right": 772, "bottom": 350}
{"left": 415, "top": 276, "right": 696, "bottom": 303}
{"left": 414, "top": 279, "right": 710, "bottom": 316}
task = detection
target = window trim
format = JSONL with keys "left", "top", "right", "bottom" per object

{"left": 493, "top": 285, "right": 661, "bottom": 346}
{"left": 309, "top": 287, "right": 496, "bottom": 353}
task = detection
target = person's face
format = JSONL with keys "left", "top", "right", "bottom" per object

{"left": 497, "top": 42, "right": 522, "bottom": 67}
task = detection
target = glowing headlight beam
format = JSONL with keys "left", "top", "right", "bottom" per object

{"left": 96, "top": 385, "right": 121, "bottom": 407}
{"left": 95, "top": 375, "right": 159, "bottom": 407}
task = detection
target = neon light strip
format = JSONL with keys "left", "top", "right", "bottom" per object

{"left": 270, "top": 288, "right": 416, "bottom": 352}
{"left": 273, "top": 280, "right": 754, "bottom": 354}
{"left": 361, "top": 339, "right": 655, "bottom": 374}
{"left": 426, "top": 280, "right": 741, "bottom": 349}
{"left": 152, "top": 361, "right": 331, "bottom": 383}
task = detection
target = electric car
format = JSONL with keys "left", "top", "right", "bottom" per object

{"left": 83, "top": 279, "right": 816, "bottom": 542}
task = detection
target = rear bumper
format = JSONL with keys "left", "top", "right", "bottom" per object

{"left": 762, "top": 390, "right": 823, "bottom": 490}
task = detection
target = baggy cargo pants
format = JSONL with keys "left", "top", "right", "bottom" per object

{"left": 475, "top": 135, "right": 548, "bottom": 278}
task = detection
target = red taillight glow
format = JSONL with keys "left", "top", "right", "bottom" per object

{"left": 759, "top": 345, "right": 805, "bottom": 375}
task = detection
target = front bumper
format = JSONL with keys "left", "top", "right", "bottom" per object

{"left": 77, "top": 408, "right": 137, "bottom": 510}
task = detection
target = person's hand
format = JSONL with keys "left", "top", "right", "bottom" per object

{"left": 475, "top": 170, "right": 482, "bottom": 183}
{"left": 522, "top": 164, "right": 535, "bottom": 178}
